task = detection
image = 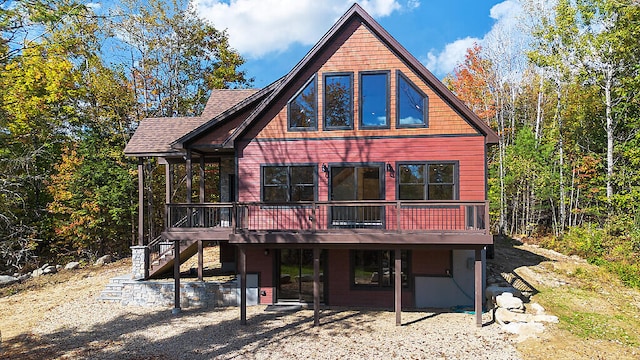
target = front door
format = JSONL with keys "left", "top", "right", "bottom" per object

{"left": 277, "top": 249, "right": 325, "bottom": 303}
{"left": 330, "top": 165, "right": 384, "bottom": 227}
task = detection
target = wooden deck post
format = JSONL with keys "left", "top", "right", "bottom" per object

{"left": 239, "top": 246, "right": 247, "bottom": 325}
{"left": 137, "top": 158, "right": 144, "bottom": 246}
{"left": 395, "top": 248, "right": 402, "bottom": 326}
{"left": 186, "top": 150, "right": 192, "bottom": 204}
{"left": 475, "top": 247, "right": 483, "bottom": 327}
{"left": 172, "top": 239, "right": 181, "bottom": 315}
{"left": 197, "top": 240, "right": 204, "bottom": 281}
{"left": 165, "top": 160, "right": 172, "bottom": 229}
{"left": 313, "top": 247, "right": 320, "bottom": 326}
{"left": 199, "top": 156, "right": 205, "bottom": 203}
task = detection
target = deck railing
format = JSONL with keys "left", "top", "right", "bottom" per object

{"left": 166, "top": 200, "right": 488, "bottom": 234}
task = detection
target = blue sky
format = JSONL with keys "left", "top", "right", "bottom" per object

{"left": 192, "top": 0, "right": 524, "bottom": 87}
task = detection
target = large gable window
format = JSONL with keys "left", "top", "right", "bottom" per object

{"left": 397, "top": 71, "right": 428, "bottom": 128}
{"left": 262, "top": 165, "right": 316, "bottom": 202}
{"left": 288, "top": 75, "right": 317, "bottom": 130}
{"left": 398, "top": 162, "right": 457, "bottom": 200}
{"left": 360, "top": 71, "right": 389, "bottom": 128}
{"left": 324, "top": 73, "right": 353, "bottom": 130}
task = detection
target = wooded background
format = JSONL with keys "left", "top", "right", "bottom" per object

{"left": 1, "top": 0, "right": 639, "bottom": 286}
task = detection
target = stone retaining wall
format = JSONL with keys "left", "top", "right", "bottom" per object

{"left": 119, "top": 278, "right": 259, "bottom": 308}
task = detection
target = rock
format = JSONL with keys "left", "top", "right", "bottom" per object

{"left": 534, "top": 314, "right": 559, "bottom": 323}
{"left": 0, "top": 275, "right": 18, "bottom": 286}
{"left": 17, "top": 274, "right": 30, "bottom": 282}
{"left": 495, "top": 308, "right": 559, "bottom": 327}
{"left": 56, "top": 265, "right": 62, "bottom": 271}
{"left": 65, "top": 261, "right": 81, "bottom": 270}
{"left": 32, "top": 268, "right": 44, "bottom": 277}
{"left": 95, "top": 255, "right": 112, "bottom": 266}
{"left": 43, "top": 265, "right": 57, "bottom": 275}
{"left": 502, "top": 322, "right": 545, "bottom": 340}
{"left": 529, "top": 302, "right": 546, "bottom": 315}
{"left": 486, "top": 286, "right": 522, "bottom": 308}
{"left": 495, "top": 292, "right": 524, "bottom": 311}
{"left": 495, "top": 307, "right": 533, "bottom": 325}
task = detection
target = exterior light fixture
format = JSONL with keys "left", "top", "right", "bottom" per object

{"left": 386, "top": 163, "right": 395, "bottom": 177}
{"left": 322, "top": 163, "right": 329, "bottom": 173}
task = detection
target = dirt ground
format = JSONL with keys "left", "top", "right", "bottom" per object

{"left": 488, "top": 236, "right": 640, "bottom": 360}
{"left": 1, "top": 240, "right": 639, "bottom": 359}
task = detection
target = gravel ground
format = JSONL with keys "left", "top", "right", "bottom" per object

{"left": 7, "top": 297, "right": 522, "bottom": 360}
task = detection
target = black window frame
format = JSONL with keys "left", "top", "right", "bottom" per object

{"left": 261, "top": 164, "right": 317, "bottom": 203}
{"left": 323, "top": 72, "right": 354, "bottom": 131}
{"left": 287, "top": 75, "right": 318, "bottom": 131}
{"left": 359, "top": 70, "right": 390, "bottom": 129}
{"left": 396, "top": 161, "right": 459, "bottom": 201}
{"left": 351, "top": 249, "right": 411, "bottom": 289}
{"left": 396, "top": 71, "right": 429, "bottom": 128}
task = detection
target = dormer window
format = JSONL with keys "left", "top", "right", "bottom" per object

{"left": 397, "top": 71, "right": 428, "bottom": 128}
{"left": 288, "top": 75, "right": 317, "bottom": 130}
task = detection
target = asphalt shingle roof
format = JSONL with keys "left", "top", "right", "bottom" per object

{"left": 124, "top": 89, "right": 258, "bottom": 156}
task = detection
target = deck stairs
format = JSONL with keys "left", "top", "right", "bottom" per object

{"left": 147, "top": 237, "right": 199, "bottom": 279}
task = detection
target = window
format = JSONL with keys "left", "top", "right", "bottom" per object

{"left": 397, "top": 72, "right": 428, "bottom": 127}
{"left": 262, "top": 165, "right": 316, "bottom": 202}
{"left": 360, "top": 71, "right": 389, "bottom": 128}
{"left": 352, "top": 250, "right": 409, "bottom": 288}
{"left": 398, "top": 162, "right": 457, "bottom": 200}
{"left": 323, "top": 73, "right": 353, "bottom": 130}
{"left": 288, "top": 75, "right": 317, "bottom": 130}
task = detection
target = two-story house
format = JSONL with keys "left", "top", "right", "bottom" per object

{"left": 124, "top": 4, "right": 498, "bottom": 327}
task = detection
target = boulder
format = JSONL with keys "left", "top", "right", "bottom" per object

{"left": 42, "top": 265, "right": 57, "bottom": 275}
{"left": 95, "top": 255, "right": 112, "bottom": 266}
{"left": 495, "top": 292, "right": 524, "bottom": 312}
{"left": 486, "top": 286, "right": 522, "bottom": 308}
{"left": 529, "top": 302, "right": 546, "bottom": 315}
{"left": 0, "top": 275, "right": 18, "bottom": 287}
{"left": 502, "top": 322, "right": 545, "bottom": 340}
{"left": 65, "top": 261, "right": 80, "bottom": 270}
{"left": 32, "top": 268, "right": 44, "bottom": 277}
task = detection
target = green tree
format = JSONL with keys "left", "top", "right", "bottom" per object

{"left": 111, "top": 0, "right": 251, "bottom": 118}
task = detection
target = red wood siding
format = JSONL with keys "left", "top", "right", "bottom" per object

{"left": 237, "top": 136, "right": 486, "bottom": 203}
{"left": 252, "top": 23, "right": 479, "bottom": 141}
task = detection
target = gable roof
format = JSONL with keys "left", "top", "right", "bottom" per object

{"left": 182, "top": 3, "right": 497, "bottom": 148}
{"left": 124, "top": 89, "right": 260, "bottom": 156}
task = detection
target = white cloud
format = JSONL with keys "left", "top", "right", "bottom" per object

{"left": 424, "top": 37, "right": 480, "bottom": 76}
{"left": 192, "top": 0, "right": 415, "bottom": 58}
{"left": 422, "top": 0, "right": 524, "bottom": 77}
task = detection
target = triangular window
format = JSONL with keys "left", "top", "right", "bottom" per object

{"left": 288, "top": 75, "right": 317, "bottom": 130}
{"left": 397, "top": 71, "right": 428, "bottom": 128}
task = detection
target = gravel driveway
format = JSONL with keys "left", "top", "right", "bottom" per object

{"left": 8, "top": 297, "right": 522, "bottom": 360}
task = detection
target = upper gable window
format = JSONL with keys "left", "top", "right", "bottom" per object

{"left": 323, "top": 73, "right": 353, "bottom": 130}
{"left": 288, "top": 75, "right": 317, "bottom": 130}
{"left": 360, "top": 71, "right": 390, "bottom": 129}
{"left": 397, "top": 71, "right": 428, "bottom": 128}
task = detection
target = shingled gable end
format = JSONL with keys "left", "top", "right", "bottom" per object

{"left": 125, "top": 3, "right": 498, "bottom": 328}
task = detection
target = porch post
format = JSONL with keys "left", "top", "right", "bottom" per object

{"left": 172, "top": 239, "right": 181, "bottom": 314}
{"left": 395, "top": 248, "right": 402, "bottom": 326}
{"left": 137, "top": 157, "right": 144, "bottom": 246}
{"left": 165, "top": 161, "right": 172, "bottom": 228}
{"left": 475, "top": 247, "right": 483, "bottom": 327}
{"left": 313, "top": 247, "right": 320, "bottom": 326}
{"left": 199, "top": 156, "right": 205, "bottom": 203}
{"left": 239, "top": 245, "right": 247, "bottom": 325}
{"left": 197, "top": 240, "right": 204, "bottom": 281}
{"left": 186, "top": 150, "right": 193, "bottom": 204}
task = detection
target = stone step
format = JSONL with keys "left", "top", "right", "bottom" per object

{"left": 97, "top": 295, "right": 122, "bottom": 302}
